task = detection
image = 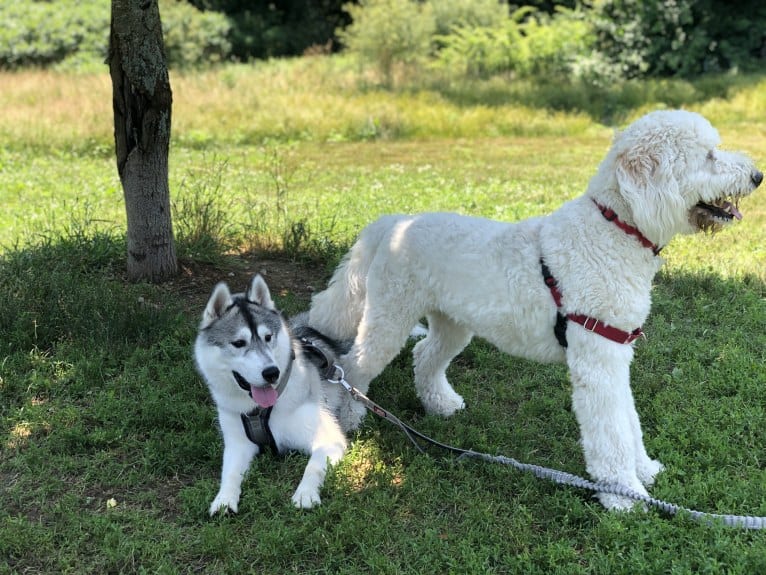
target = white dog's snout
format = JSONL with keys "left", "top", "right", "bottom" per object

{"left": 752, "top": 170, "right": 763, "bottom": 188}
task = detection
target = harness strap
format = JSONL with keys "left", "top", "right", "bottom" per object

{"left": 540, "top": 261, "right": 569, "bottom": 348}
{"left": 241, "top": 407, "right": 279, "bottom": 456}
{"left": 592, "top": 198, "right": 662, "bottom": 255}
{"left": 541, "top": 259, "right": 644, "bottom": 347}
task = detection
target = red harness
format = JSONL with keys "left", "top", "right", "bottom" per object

{"left": 542, "top": 199, "right": 659, "bottom": 347}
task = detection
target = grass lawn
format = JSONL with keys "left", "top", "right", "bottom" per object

{"left": 1, "top": 60, "right": 766, "bottom": 574}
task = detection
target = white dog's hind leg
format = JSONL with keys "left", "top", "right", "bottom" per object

{"left": 337, "top": 290, "right": 423, "bottom": 431}
{"left": 566, "top": 332, "right": 649, "bottom": 510}
{"left": 412, "top": 312, "right": 472, "bottom": 416}
{"left": 210, "top": 411, "right": 259, "bottom": 515}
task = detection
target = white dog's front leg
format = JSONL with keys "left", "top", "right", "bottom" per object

{"left": 566, "top": 330, "right": 651, "bottom": 510}
{"left": 210, "top": 411, "right": 259, "bottom": 515}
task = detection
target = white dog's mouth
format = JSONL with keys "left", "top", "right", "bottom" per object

{"left": 690, "top": 195, "right": 745, "bottom": 232}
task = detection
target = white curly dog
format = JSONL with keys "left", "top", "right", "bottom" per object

{"left": 308, "top": 110, "right": 762, "bottom": 509}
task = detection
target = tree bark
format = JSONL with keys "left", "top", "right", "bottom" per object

{"left": 108, "top": 0, "right": 177, "bottom": 283}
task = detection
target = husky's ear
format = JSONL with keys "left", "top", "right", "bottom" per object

{"left": 200, "top": 282, "right": 232, "bottom": 329}
{"left": 615, "top": 146, "right": 684, "bottom": 248}
{"left": 247, "top": 274, "right": 275, "bottom": 310}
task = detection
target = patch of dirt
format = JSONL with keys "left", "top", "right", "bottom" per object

{"left": 164, "top": 253, "right": 328, "bottom": 310}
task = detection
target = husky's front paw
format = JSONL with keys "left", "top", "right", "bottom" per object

{"left": 209, "top": 492, "right": 239, "bottom": 516}
{"left": 292, "top": 487, "right": 321, "bottom": 509}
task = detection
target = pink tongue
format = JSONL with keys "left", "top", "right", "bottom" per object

{"left": 723, "top": 201, "right": 743, "bottom": 220}
{"left": 251, "top": 386, "right": 278, "bottom": 408}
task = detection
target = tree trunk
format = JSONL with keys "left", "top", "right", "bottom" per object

{"left": 108, "top": 0, "right": 177, "bottom": 283}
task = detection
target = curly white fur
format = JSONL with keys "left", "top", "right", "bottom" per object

{"left": 308, "top": 110, "right": 761, "bottom": 510}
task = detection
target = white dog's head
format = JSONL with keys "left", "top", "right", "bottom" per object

{"left": 598, "top": 110, "right": 762, "bottom": 248}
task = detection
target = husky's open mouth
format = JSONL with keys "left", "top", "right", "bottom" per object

{"left": 232, "top": 370, "right": 251, "bottom": 392}
{"left": 232, "top": 371, "right": 278, "bottom": 408}
{"left": 690, "top": 195, "right": 743, "bottom": 232}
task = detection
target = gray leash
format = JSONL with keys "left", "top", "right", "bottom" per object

{"left": 327, "top": 364, "right": 766, "bottom": 530}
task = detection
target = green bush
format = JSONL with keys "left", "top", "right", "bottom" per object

{"left": 0, "top": 0, "right": 108, "bottom": 69}
{"left": 338, "top": 0, "right": 436, "bottom": 85}
{"left": 433, "top": 7, "right": 594, "bottom": 80}
{"left": 430, "top": 0, "right": 509, "bottom": 38}
{"left": 160, "top": 0, "right": 231, "bottom": 68}
{"left": 591, "top": 0, "right": 766, "bottom": 78}
{"left": 0, "top": 0, "right": 231, "bottom": 70}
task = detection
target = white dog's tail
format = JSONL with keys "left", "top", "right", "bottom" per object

{"left": 309, "top": 216, "right": 398, "bottom": 341}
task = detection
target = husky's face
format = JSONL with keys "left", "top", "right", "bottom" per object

{"left": 197, "top": 274, "right": 291, "bottom": 408}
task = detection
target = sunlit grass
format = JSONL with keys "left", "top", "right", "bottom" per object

{"left": 2, "top": 60, "right": 766, "bottom": 574}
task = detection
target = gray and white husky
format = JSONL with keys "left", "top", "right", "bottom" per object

{"left": 195, "top": 274, "right": 349, "bottom": 515}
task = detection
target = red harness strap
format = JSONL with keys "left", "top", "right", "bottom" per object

{"left": 540, "top": 199, "right": 658, "bottom": 346}
{"left": 591, "top": 198, "right": 662, "bottom": 255}
{"left": 541, "top": 260, "right": 644, "bottom": 346}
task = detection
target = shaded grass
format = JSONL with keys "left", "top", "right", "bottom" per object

{"left": 1, "top": 229, "right": 765, "bottom": 573}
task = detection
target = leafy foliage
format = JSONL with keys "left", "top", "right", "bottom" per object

{"left": 160, "top": 0, "right": 232, "bottom": 68}
{"left": 433, "top": 7, "right": 594, "bottom": 80}
{"left": 0, "top": 0, "right": 108, "bottom": 69}
{"left": 338, "top": 0, "right": 436, "bottom": 84}
{"left": 187, "top": 0, "right": 350, "bottom": 59}
{"left": 591, "top": 0, "right": 766, "bottom": 78}
{"left": 0, "top": 0, "right": 231, "bottom": 70}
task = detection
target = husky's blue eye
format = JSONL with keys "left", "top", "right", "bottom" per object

{"left": 231, "top": 339, "right": 247, "bottom": 348}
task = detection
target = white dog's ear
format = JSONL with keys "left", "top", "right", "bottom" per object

{"left": 615, "top": 148, "right": 685, "bottom": 248}
{"left": 201, "top": 282, "right": 232, "bottom": 329}
{"left": 247, "top": 274, "right": 275, "bottom": 309}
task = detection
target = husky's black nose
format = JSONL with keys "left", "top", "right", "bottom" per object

{"left": 262, "top": 366, "right": 280, "bottom": 384}
{"left": 752, "top": 170, "right": 763, "bottom": 187}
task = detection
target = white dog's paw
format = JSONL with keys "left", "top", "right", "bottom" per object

{"left": 597, "top": 481, "right": 650, "bottom": 512}
{"left": 637, "top": 458, "right": 665, "bottom": 487}
{"left": 597, "top": 492, "right": 647, "bottom": 512}
{"left": 420, "top": 388, "right": 465, "bottom": 417}
{"left": 209, "top": 492, "right": 239, "bottom": 516}
{"left": 292, "top": 487, "right": 321, "bottom": 509}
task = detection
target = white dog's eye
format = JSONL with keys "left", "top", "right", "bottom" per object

{"left": 231, "top": 339, "right": 247, "bottom": 348}
{"left": 707, "top": 150, "right": 716, "bottom": 161}
{"left": 263, "top": 333, "right": 272, "bottom": 343}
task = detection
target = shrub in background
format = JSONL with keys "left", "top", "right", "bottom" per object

{"left": 160, "top": 0, "right": 231, "bottom": 68}
{"left": 433, "top": 6, "right": 594, "bottom": 80}
{"left": 591, "top": 0, "right": 766, "bottom": 78}
{"left": 0, "top": 0, "right": 108, "bottom": 69}
{"left": 338, "top": 0, "right": 436, "bottom": 85}
{"left": 187, "top": 0, "right": 350, "bottom": 60}
{"left": 0, "top": 0, "right": 231, "bottom": 70}
{"left": 430, "top": 0, "right": 509, "bottom": 39}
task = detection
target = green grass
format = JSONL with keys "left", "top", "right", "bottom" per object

{"left": 2, "top": 59, "right": 766, "bottom": 573}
